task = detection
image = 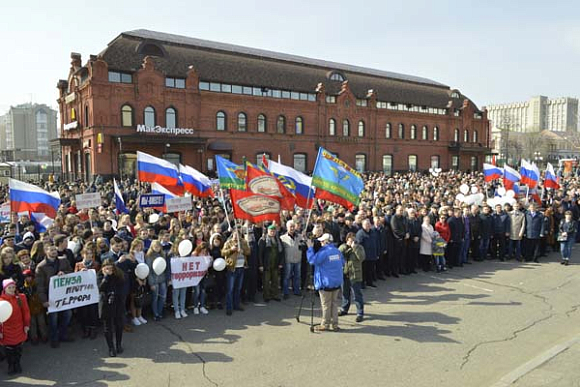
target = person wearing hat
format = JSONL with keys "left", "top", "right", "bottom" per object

{"left": 338, "top": 232, "right": 365, "bottom": 322}
{"left": 21, "top": 269, "right": 47, "bottom": 345}
{"left": 258, "top": 224, "right": 284, "bottom": 302}
{"left": 0, "top": 278, "right": 30, "bottom": 375}
{"left": 14, "top": 232, "right": 35, "bottom": 254}
{"left": 307, "top": 233, "right": 345, "bottom": 332}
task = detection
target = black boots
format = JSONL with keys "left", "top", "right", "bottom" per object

{"left": 5, "top": 346, "right": 22, "bottom": 375}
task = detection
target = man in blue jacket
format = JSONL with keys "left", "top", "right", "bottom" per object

{"left": 491, "top": 204, "right": 510, "bottom": 261}
{"left": 307, "top": 233, "right": 345, "bottom": 332}
{"left": 524, "top": 202, "right": 545, "bottom": 262}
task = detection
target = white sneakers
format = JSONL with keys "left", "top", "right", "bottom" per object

{"left": 193, "top": 307, "right": 200, "bottom": 315}
{"left": 138, "top": 316, "right": 147, "bottom": 324}
{"left": 180, "top": 310, "right": 188, "bottom": 318}
{"left": 175, "top": 312, "right": 181, "bottom": 319}
{"left": 132, "top": 317, "right": 141, "bottom": 326}
{"left": 199, "top": 307, "right": 209, "bottom": 315}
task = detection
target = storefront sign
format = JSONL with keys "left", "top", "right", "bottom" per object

{"left": 170, "top": 256, "right": 211, "bottom": 289}
{"left": 75, "top": 192, "right": 102, "bottom": 210}
{"left": 136, "top": 124, "right": 194, "bottom": 136}
{"left": 64, "top": 121, "right": 78, "bottom": 130}
{"left": 65, "top": 93, "right": 76, "bottom": 104}
{"left": 166, "top": 196, "right": 193, "bottom": 213}
{"left": 48, "top": 270, "right": 99, "bottom": 313}
{"left": 139, "top": 194, "right": 165, "bottom": 208}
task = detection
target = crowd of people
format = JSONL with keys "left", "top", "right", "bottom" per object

{"left": 0, "top": 169, "right": 578, "bottom": 375}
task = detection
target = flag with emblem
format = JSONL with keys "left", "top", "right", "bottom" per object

{"left": 245, "top": 162, "right": 295, "bottom": 210}
{"left": 215, "top": 156, "right": 246, "bottom": 190}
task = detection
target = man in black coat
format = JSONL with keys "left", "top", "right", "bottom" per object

{"left": 479, "top": 205, "right": 493, "bottom": 260}
{"left": 447, "top": 208, "right": 465, "bottom": 268}
{"left": 468, "top": 205, "right": 482, "bottom": 261}
{"left": 390, "top": 205, "right": 407, "bottom": 278}
{"left": 405, "top": 208, "right": 421, "bottom": 274}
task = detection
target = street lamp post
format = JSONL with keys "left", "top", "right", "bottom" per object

{"left": 533, "top": 151, "right": 543, "bottom": 167}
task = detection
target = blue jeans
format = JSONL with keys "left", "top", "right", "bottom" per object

{"left": 561, "top": 239, "right": 574, "bottom": 260}
{"left": 193, "top": 278, "right": 206, "bottom": 307}
{"left": 341, "top": 277, "right": 364, "bottom": 316}
{"left": 508, "top": 239, "right": 522, "bottom": 260}
{"left": 479, "top": 238, "right": 490, "bottom": 259}
{"left": 434, "top": 254, "right": 446, "bottom": 268}
{"left": 172, "top": 286, "right": 187, "bottom": 313}
{"left": 283, "top": 262, "right": 301, "bottom": 295}
{"left": 460, "top": 239, "right": 470, "bottom": 263}
{"left": 151, "top": 282, "right": 167, "bottom": 318}
{"left": 226, "top": 268, "right": 244, "bottom": 311}
{"left": 48, "top": 309, "right": 72, "bottom": 343}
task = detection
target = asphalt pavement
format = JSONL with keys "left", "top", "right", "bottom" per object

{"left": 4, "top": 249, "right": 580, "bottom": 387}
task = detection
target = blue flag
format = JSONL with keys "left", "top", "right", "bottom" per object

{"left": 215, "top": 156, "right": 246, "bottom": 190}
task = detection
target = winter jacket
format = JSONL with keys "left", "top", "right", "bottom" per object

{"left": 468, "top": 213, "right": 482, "bottom": 239}
{"left": 280, "top": 232, "right": 305, "bottom": 264}
{"left": 0, "top": 291, "right": 30, "bottom": 346}
{"left": 257, "top": 235, "right": 285, "bottom": 269}
{"left": 35, "top": 257, "right": 73, "bottom": 305}
{"left": 307, "top": 244, "right": 344, "bottom": 290}
{"left": 22, "top": 279, "right": 44, "bottom": 316}
{"left": 525, "top": 212, "right": 546, "bottom": 239}
{"left": 479, "top": 213, "right": 493, "bottom": 239}
{"left": 0, "top": 263, "right": 24, "bottom": 291}
{"left": 558, "top": 219, "right": 577, "bottom": 242}
{"left": 390, "top": 215, "right": 407, "bottom": 240}
{"left": 420, "top": 224, "right": 434, "bottom": 255}
{"left": 406, "top": 218, "right": 422, "bottom": 248}
{"left": 97, "top": 271, "right": 125, "bottom": 319}
{"left": 447, "top": 216, "right": 464, "bottom": 243}
{"left": 339, "top": 243, "right": 365, "bottom": 283}
{"left": 356, "top": 228, "right": 379, "bottom": 261}
{"left": 146, "top": 252, "right": 168, "bottom": 287}
{"left": 492, "top": 212, "right": 510, "bottom": 234}
{"left": 509, "top": 211, "right": 526, "bottom": 241}
{"left": 435, "top": 221, "right": 450, "bottom": 242}
{"left": 221, "top": 237, "right": 250, "bottom": 272}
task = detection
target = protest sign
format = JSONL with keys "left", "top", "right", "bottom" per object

{"left": 139, "top": 194, "right": 165, "bottom": 208}
{"left": 170, "top": 256, "right": 211, "bottom": 289}
{"left": 166, "top": 196, "right": 193, "bottom": 213}
{"left": 75, "top": 193, "right": 102, "bottom": 210}
{"left": 48, "top": 270, "right": 99, "bottom": 313}
{"left": 0, "top": 202, "right": 10, "bottom": 223}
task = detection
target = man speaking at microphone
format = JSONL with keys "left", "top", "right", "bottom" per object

{"left": 307, "top": 233, "right": 345, "bottom": 332}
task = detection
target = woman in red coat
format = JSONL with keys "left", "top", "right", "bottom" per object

{"left": 435, "top": 214, "right": 451, "bottom": 242}
{"left": 0, "top": 278, "right": 30, "bottom": 375}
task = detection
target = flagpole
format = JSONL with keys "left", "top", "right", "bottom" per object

{"left": 525, "top": 185, "right": 530, "bottom": 205}
{"left": 220, "top": 188, "right": 232, "bottom": 230}
{"left": 301, "top": 149, "right": 321, "bottom": 237}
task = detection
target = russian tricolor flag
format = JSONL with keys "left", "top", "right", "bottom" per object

{"left": 544, "top": 162, "right": 560, "bottom": 189}
{"left": 137, "top": 151, "right": 183, "bottom": 195}
{"left": 179, "top": 164, "right": 214, "bottom": 198}
{"left": 9, "top": 179, "right": 60, "bottom": 230}
{"left": 483, "top": 163, "right": 503, "bottom": 182}
{"left": 503, "top": 165, "right": 521, "bottom": 192}
{"left": 114, "top": 178, "right": 128, "bottom": 214}
{"left": 151, "top": 182, "right": 177, "bottom": 212}
{"left": 520, "top": 159, "right": 540, "bottom": 188}
{"left": 268, "top": 160, "right": 315, "bottom": 209}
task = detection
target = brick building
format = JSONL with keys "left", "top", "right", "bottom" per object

{"left": 56, "top": 29, "right": 491, "bottom": 181}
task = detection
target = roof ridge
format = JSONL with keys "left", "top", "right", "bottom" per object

{"left": 121, "top": 29, "right": 448, "bottom": 89}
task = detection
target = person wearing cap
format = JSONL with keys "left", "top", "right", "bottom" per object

{"left": 0, "top": 278, "right": 30, "bottom": 375}
{"left": 258, "top": 224, "right": 284, "bottom": 302}
{"left": 14, "top": 232, "right": 35, "bottom": 254}
{"left": 307, "top": 233, "right": 345, "bottom": 332}
{"left": 338, "top": 232, "right": 365, "bottom": 322}
{"left": 21, "top": 269, "right": 47, "bottom": 345}
{"left": 35, "top": 244, "right": 74, "bottom": 348}
{"left": 2, "top": 233, "right": 16, "bottom": 250}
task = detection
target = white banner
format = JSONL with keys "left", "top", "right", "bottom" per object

{"left": 75, "top": 193, "right": 102, "bottom": 210}
{"left": 170, "top": 256, "right": 211, "bottom": 289}
{"left": 166, "top": 196, "right": 193, "bottom": 213}
{"left": 48, "top": 270, "right": 99, "bottom": 313}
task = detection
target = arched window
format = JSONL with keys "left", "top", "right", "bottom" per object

{"left": 329, "top": 72, "right": 345, "bottom": 82}
{"left": 433, "top": 126, "right": 439, "bottom": 141}
{"left": 385, "top": 123, "right": 392, "bottom": 138}
{"left": 473, "top": 130, "right": 478, "bottom": 143}
{"left": 277, "top": 115, "right": 286, "bottom": 134}
{"left": 408, "top": 155, "right": 418, "bottom": 172}
{"left": 454, "top": 128, "right": 460, "bottom": 142}
{"left": 464, "top": 129, "right": 469, "bottom": 142}
{"left": 329, "top": 118, "right": 336, "bottom": 136}
{"left": 121, "top": 105, "right": 133, "bottom": 127}
{"left": 295, "top": 117, "right": 304, "bottom": 135}
{"left": 237, "top": 112, "right": 247, "bottom": 132}
{"left": 342, "top": 119, "right": 350, "bottom": 136}
{"left": 165, "top": 107, "right": 176, "bottom": 129}
{"left": 358, "top": 120, "right": 365, "bottom": 137}
{"left": 257, "top": 114, "right": 266, "bottom": 133}
{"left": 422, "top": 125, "right": 428, "bottom": 140}
{"left": 144, "top": 106, "right": 155, "bottom": 127}
{"left": 216, "top": 111, "right": 226, "bottom": 131}
{"left": 410, "top": 125, "right": 417, "bottom": 140}
{"left": 398, "top": 123, "right": 405, "bottom": 139}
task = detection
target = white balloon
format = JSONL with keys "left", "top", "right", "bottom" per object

{"left": 460, "top": 184, "right": 469, "bottom": 195}
{"left": 213, "top": 258, "right": 226, "bottom": 272}
{"left": 471, "top": 186, "right": 479, "bottom": 194}
{"left": 152, "top": 257, "right": 167, "bottom": 275}
{"left": 203, "top": 256, "right": 213, "bottom": 267}
{"left": 435, "top": 168, "right": 442, "bottom": 173}
{"left": 149, "top": 213, "right": 160, "bottom": 224}
{"left": 67, "top": 240, "right": 79, "bottom": 255}
{"left": 110, "top": 219, "right": 118, "bottom": 231}
{"left": 135, "top": 263, "right": 150, "bottom": 280}
{"left": 0, "top": 300, "right": 13, "bottom": 323}
{"left": 178, "top": 240, "right": 193, "bottom": 257}
{"left": 487, "top": 198, "right": 496, "bottom": 207}
{"left": 456, "top": 193, "right": 465, "bottom": 202}
{"left": 497, "top": 187, "right": 506, "bottom": 196}
{"left": 508, "top": 198, "right": 517, "bottom": 205}
{"left": 506, "top": 190, "right": 515, "bottom": 198}
{"left": 474, "top": 193, "right": 485, "bottom": 205}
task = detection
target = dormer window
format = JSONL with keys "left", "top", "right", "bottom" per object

{"left": 138, "top": 42, "right": 166, "bottom": 57}
{"left": 329, "top": 72, "right": 345, "bottom": 82}
{"left": 451, "top": 90, "right": 461, "bottom": 98}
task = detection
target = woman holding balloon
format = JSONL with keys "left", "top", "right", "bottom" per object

{"left": 168, "top": 238, "right": 191, "bottom": 319}
{"left": 192, "top": 242, "right": 211, "bottom": 315}
{"left": 0, "top": 278, "right": 30, "bottom": 375}
{"left": 146, "top": 240, "right": 168, "bottom": 321}
{"left": 98, "top": 259, "right": 125, "bottom": 357}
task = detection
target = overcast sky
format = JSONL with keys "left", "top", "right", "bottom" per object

{"left": 1, "top": 0, "right": 579, "bottom": 115}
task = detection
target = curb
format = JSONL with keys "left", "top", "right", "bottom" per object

{"left": 489, "top": 335, "right": 580, "bottom": 387}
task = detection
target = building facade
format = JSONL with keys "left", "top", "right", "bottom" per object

{"left": 0, "top": 103, "right": 58, "bottom": 162}
{"left": 57, "top": 29, "right": 491, "bottom": 181}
